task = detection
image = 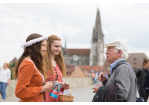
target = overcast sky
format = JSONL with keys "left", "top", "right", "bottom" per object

{"left": 0, "top": 2, "right": 149, "bottom": 67}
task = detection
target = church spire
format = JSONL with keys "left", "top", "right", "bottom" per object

{"left": 89, "top": 7, "right": 105, "bottom": 66}
{"left": 95, "top": 7, "right": 102, "bottom": 30}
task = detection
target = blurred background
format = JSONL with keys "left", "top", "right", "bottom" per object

{"left": 0, "top": 1, "right": 149, "bottom": 101}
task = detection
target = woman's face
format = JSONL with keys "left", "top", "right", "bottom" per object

{"left": 4, "top": 64, "right": 8, "bottom": 69}
{"left": 50, "top": 40, "right": 61, "bottom": 56}
{"left": 40, "top": 40, "right": 47, "bottom": 56}
{"left": 144, "top": 62, "right": 149, "bottom": 69}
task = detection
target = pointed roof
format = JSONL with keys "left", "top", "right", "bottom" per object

{"left": 65, "top": 65, "right": 103, "bottom": 77}
{"left": 95, "top": 7, "right": 102, "bottom": 29}
{"left": 9, "top": 57, "right": 17, "bottom": 64}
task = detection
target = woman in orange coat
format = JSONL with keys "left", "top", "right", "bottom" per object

{"left": 14, "top": 33, "right": 54, "bottom": 102}
{"left": 44, "top": 35, "right": 69, "bottom": 102}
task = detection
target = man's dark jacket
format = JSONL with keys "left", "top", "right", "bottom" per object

{"left": 103, "top": 84, "right": 118, "bottom": 102}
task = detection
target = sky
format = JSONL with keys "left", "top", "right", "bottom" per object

{"left": 0, "top": 1, "right": 149, "bottom": 67}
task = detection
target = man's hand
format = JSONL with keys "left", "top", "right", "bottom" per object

{"left": 97, "top": 72, "right": 107, "bottom": 82}
{"left": 92, "top": 82, "right": 102, "bottom": 93}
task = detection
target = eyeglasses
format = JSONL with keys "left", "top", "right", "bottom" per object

{"left": 106, "top": 48, "right": 117, "bottom": 53}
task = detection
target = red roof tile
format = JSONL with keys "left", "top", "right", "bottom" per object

{"left": 65, "top": 64, "right": 103, "bottom": 76}
{"left": 80, "top": 65, "right": 103, "bottom": 72}
{"left": 66, "top": 49, "right": 90, "bottom": 56}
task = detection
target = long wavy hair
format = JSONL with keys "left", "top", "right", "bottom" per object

{"left": 45, "top": 35, "right": 66, "bottom": 76}
{"left": 14, "top": 33, "right": 46, "bottom": 79}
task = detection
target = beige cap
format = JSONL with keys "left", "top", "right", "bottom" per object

{"left": 105, "top": 41, "right": 129, "bottom": 59}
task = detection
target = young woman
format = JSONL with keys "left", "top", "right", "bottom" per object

{"left": 44, "top": 35, "right": 69, "bottom": 102}
{"left": 14, "top": 33, "right": 54, "bottom": 102}
{"left": 136, "top": 58, "right": 149, "bottom": 102}
{"left": 0, "top": 63, "right": 11, "bottom": 102}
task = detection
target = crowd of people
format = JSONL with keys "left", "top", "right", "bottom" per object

{"left": 0, "top": 33, "right": 149, "bottom": 102}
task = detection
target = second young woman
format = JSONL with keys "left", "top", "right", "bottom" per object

{"left": 44, "top": 35, "right": 69, "bottom": 102}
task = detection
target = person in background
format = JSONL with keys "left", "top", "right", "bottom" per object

{"left": 136, "top": 58, "right": 149, "bottom": 102}
{"left": 95, "top": 72, "right": 99, "bottom": 83}
{"left": 0, "top": 63, "right": 11, "bottom": 102}
{"left": 44, "top": 35, "right": 69, "bottom": 102}
{"left": 92, "top": 72, "right": 96, "bottom": 84}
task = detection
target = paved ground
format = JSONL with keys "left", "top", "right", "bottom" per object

{"left": 0, "top": 85, "right": 95, "bottom": 102}
{"left": 1, "top": 85, "right": 149, "bottom": 102}
{"left": 72, "top": 85, "right": 94, "bottom": 102}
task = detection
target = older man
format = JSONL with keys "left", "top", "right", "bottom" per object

{"left": 93, "top": 41, "right": 136, "bottom": 102}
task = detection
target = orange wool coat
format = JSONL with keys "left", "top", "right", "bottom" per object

{"left": 15, "top": 59, "right": 44, "bottom": 102}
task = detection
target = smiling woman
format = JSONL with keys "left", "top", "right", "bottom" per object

{"left": 44, "top": 35, "right": 69, "bottom": 102}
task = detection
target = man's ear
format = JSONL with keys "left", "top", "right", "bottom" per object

{"left": 118, "top": 50, "right": 122, "bottom": 56}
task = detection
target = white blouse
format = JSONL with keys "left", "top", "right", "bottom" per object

{"left": 0, "top": 68, "right": 11, "bottom": 83}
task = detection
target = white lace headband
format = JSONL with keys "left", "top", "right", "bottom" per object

{"left": 21, "top": 36, "right": 48, "bottom": 49}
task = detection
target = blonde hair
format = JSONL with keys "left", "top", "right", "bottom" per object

{"left": 45, "top": 35, "right": 66, "bottom": 76}
{"left": 4, "top": 63, "right": 9, "bottom": 68}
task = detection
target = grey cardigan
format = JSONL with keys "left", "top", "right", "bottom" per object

{"left": 103, "top": 59, "right": 136, "bottom": 102}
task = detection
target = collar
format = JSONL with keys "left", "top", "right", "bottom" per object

{"left": 143, "top": 67, "right": 149, "bottom": 72}
{"left": 110, "top": 58, "right": 125, "bottom": 74}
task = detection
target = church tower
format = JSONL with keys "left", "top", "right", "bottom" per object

{"left": 89, "top": 8, "right": 105, "bottom": 66}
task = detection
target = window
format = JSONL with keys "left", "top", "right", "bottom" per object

{"left": 96, "top": 24, "right": 98, "bottom": 29}
{"left": 95, "top": 46, "right": 98, "bottom": 54}
{"left": 134, "top": 62, "right": 136, "bottom": 65}
{"left": 96, "top": 32, "right": 98, "bottom": 39}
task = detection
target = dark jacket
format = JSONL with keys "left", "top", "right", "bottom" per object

{"left": 103, "top": 84, "right": 118, "bottom": 102}
{"left": 92, "top": 84, "right": 118, "bottom": 102}
{"left": 136, "top": 67, "right": 147, "bottom": 86}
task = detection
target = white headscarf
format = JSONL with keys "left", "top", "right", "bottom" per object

{"left": 21, "top": 36, "right": 48, "bottom": 49}
{"left": 104, "top": 41, "right": 129, "bottom": 59}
